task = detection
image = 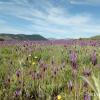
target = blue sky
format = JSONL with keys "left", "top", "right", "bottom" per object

{"left": 0, "top": 0, "right": 100, "bottom": 39}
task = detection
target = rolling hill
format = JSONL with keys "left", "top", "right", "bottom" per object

{"left": 0, "top": 34, "right": 47, "bottom": 41}
{"left": 90, "top": 35, "right": 100, "bottom": 40}
{"left": 79, "top": 35, "right": 100, "bottom": 40}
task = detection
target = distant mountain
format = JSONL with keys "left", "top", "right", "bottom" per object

{"left": 90, "top": 35, "right": 100, "bottom": 40}
{"left": 79, "top": 35, "right": 100, "bottom": 40}
{"left": 0, "top": 33, "right": 47, "bottom": 41}
{"left": 48, "top": 38, "right": 56, "bottom": 40}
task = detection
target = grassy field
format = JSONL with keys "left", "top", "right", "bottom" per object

{"left": 0, "top": 40, "right": 100, "bottom": 100}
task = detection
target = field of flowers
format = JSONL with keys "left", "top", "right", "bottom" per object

{"left": 0, "top": 40, "right": 100, "bottom": 100}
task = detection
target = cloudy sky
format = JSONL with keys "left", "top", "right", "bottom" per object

{"left": 0, "top": 0, "right": 100, "bottom": 39}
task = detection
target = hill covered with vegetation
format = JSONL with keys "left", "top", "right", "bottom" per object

{"left": 79, "top": 35, "right": 100, "bottom": 40}
{"left": 90, "top": 35, "right": 100, "bottom": 40}
{"left": 0, "top": 34, "right": 47, "bottom": 41}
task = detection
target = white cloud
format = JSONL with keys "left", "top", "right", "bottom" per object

{"left": 0, "top": 0, "right": 91, "bottom": 26}
{"left": 0, "top": 0, "right": 100, "bottom": 38}
{"left": 75, "top": 25, "right": 100, "bottom": 34}
{"left": 47, "top": 13, "right": 90, "bottom": 25}
{"left": 70, "top": 0, "right": 100, "bottom": 5}
{"left": 0, "top": 23, "right": 32, "bottom": 34}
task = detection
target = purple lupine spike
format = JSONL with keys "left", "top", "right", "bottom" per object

{"left": 91, "top": 50, "right": 97, "bottom": 66}
{"left": 84, "top": 92, "right": 91, "bottom": 100}
{"left": 70, "top": 51, "right": 77, "bottom": 70}
{"left": 16, "top": 70, "right": 21, "bottom": 78}
{"left": 15, "top": 88, "right": 21, "bottom": 97}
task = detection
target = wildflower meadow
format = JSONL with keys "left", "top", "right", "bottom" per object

{"left": 0, "top": 40, "right": 100, "bottom": 100}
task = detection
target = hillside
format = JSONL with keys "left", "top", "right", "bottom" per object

{"left": 0, "top": 34, "right": 47, "bottom": 41}
{"left": 90, "top": 35, "right": 100, "bottom": 40}
{"left": 79, "top": 35, "right": 100, "bottom": 40}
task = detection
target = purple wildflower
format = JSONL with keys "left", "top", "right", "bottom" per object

{"left": 15, "top": 88, "right": 21, "bottom": 97}
{"left": 84, "top": 92, "right": 91, "bottom": 100}
{"left": 16, "top": 70, "right": 21, "bottom": 78}
{"left": 70, "top": 51, "right": 77, "bottom": 70}
{"left": 91, "top": 50, "right": 97, "bottom": 66}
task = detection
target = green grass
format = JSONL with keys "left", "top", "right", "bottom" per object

{"left": 0, "top": 43, "right": 100, "bottom": 100}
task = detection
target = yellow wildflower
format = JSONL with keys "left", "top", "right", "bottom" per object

{"left": 34, "top": 56, "right": 38, "bottom": 59}
{"left": 32, "top": 62, "right": 36, "bottom": 65}
{"left": 57, "top": 95, "right": 61, "bottom": 100}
